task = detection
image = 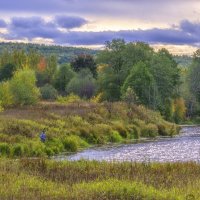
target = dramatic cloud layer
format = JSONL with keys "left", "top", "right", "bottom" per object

{"left": 1, "top": 16, "right": 200, "bottom": 48}
{"left": 0, "top": 0, "right": 200, "bottom": 53}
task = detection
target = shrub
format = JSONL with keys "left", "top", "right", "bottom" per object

{"left": 45, "top": 138, "right": 64, "bottom": 155}
{"left": 2, "top": 119, "right": 43, "bottom": 138}
{"left": 90, "top": 93, "right": 103, "bottom": 103}
{"left": 12, "top": 144, "right": 24, "bottom": 157}
{"left": 0, "top": 143, "right": 10, "bottom": 156}
{"left": 45, "top": 147, "right": 54, "bottom": 156}
{"left": 40, "top": 84, "right": 58, "bottom": 100}
{"left": 10, "top": 69, "right": 40, "bottom": 105}
{"left": 63, "top": 136, "right": 79, "bottom": 152}
{"left": 66, "top": 69, "right": 97, "bottom": 99}
{"left": 109, "top": 131, "right": 122, "bottom": 143}
{"left": 0, "top": 101, "right": 3, "bottom": 112}
{"left": 57, "top": 94, "right": 81, "bottom": 104}
{"left": 157, "top": 123, "right": 169, "bottom": 136}
{"left": 29, "top": 142, "right": 46, "bottom": 157}
{"left": 141, "top": 123, "right": 158, "bottom": 138}
{"left": 92, "top": 124, "right": 113, "bottom": 144}
{"left": 112, "top": 122, "right": 128, "bottom": 138}
{"left": 128, "top": 125, "right": 140, "bottom": 139}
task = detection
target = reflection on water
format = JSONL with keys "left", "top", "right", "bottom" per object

{"left": 55, "top": 126, "right": 200, "bottom": 162}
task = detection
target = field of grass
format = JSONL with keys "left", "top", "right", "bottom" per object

{"left": 0, "top": 102, "right": 179, "bottom": 158}
{"left": 0, "top": 158, "right": 199, "bottom": 199}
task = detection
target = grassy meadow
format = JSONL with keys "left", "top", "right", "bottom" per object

{"left": 0, "top": 158, "right": 199, "bottom": 199}
{"left": 0, "top": 101, "right": 193, "bottom": 200}
{"left": 0, "top": 101, "right": 179, "bottom": 158}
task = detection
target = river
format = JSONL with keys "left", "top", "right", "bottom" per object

{"left": 55, "top": 126, "right": 200, "bottom": 162}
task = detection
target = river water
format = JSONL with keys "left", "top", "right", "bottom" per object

{"left": 55, "top": 126, "right": 200, "bottom": 162}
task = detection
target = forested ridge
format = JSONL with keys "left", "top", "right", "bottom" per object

{"left": 0, "top": 42, "right": 192, "bottom": 66}
{"left": 0, "top": 42, "right": 97, "bottom": 64}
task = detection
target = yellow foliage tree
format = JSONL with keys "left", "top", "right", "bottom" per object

{"left": 0, "top": 81, "right": 14, "bottom": 107}
{"left": 174, "top": 98, "right": 186, "bottom": 123}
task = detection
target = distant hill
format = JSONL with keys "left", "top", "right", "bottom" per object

{"left": 0, "top": 42, "right": 99, "bottom": 64}
{"left": 174, "top": 55, "right": 193, "bottom": 67}
{"left": 0, "top": 42, "right": 193, "bottom": 67}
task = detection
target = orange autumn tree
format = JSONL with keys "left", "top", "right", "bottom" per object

{"left": 37, "top": 57, "right": 47, "bottom": 72}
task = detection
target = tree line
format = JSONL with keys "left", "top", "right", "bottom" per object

{"left": 1, "top": 39, "right": 199, "bottom": 123}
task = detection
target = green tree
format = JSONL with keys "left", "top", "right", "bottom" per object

{"left": 97, "top": 39, "right": 126, "bottom": 101}
{"left": 10, "top": 69, "right": 40, "bottom": 105}
{"left": 71, "top": 54, "right": 97, "bottom": 77}
{"left": 40, "top": 84, "right": 58, "bottom": 100}
{"left": 12, "top": 50, "right": 27, "bottom": 69}
{"left": 46, "top": 55, "right": 57, "bottom": 83}
{"left": 122, "top": 62, "right": 156, "bottom": 107}
{"left": 189, "top": 52, "right": 200, "bottom": 102}
{"left": 66, "top": 69, "right": 96, "bottom": 98}
{"left": 0, "top": 63, "right": 16, "bottom": 81}
{"left": 97, "top": 40, "right": 155, "bottom": 101}
{"left": 54, "top": 64, "right": 75, "bottom": 93}
{"left": 164, "top": 98, "right": 175, "bottom": 121}
{"left": 122, "top": 87, "right": 138, "bottom": 107}
{"left": 149, "top": 49, "right": 180, "bottom": 112}
{"left": 98, "top": 65, "right": 122, "bottom": 101}
{"left": 27, "top": 49, "right": 40, "bottom": 70}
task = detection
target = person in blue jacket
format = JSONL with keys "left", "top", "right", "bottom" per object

{"left": 40, "top": 129, "right": 46, "bottom": 143}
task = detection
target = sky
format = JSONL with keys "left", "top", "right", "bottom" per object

{"left": 0, "top": 0, "right": 200, "bottom": 54}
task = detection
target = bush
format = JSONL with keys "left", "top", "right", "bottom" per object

{"left": 0, "top": 143, "right": 10, "bottom": 156}
{"left": 10, "top": 69, "right": 40, "bottom": 105}
{"left": 63, "top": 136, "right": 79, "bottom": 152}
{"left": 66, "top": 69, "right": 97, "bottom": 98}
{"left": 45, "top": 138, "right": 64, "bottom": 155}
{"left": 40, "top": 84, "right": 58, "bottom": 100}
{"left": 45, "top": 147, "right": 54, "bottom": 156}
{"left": 12, "top": 144, "right": 24, "bottom": 157}
{"left": 0, "top": 101, "right": 3, "bottom": 112}
{"left": 157, "top": 123, "right": 167, "bottom": 136}
{"left": 129, "top": 125, "right": 140, "bottom": 139}
{"left": 112, "top": 122, "right": 128, "bottom": 138}
{"left": 2, "top": 119, "right": 43, "bottom": 138}
{"left": 57, "top": 94, "right": 81, "bottom": 104}
{"left": 109, "top": 131, "right": 122, "bottom": 143}
{"left": 141, "top": 123, "right": 158, "bottom": 138}
{"left": 29, "top": 141, "right": 45, "bottom": 157}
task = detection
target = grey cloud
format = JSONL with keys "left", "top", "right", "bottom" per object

{"left": 180, "top": 20, "right": 200, "bottom": 34}
{"left": 55, "top": 15, "right": 88, "bottom": 29}
{"left": 6, "top": 17, "right": 60, "bottom": 40}
{"left": 55, "top": 28, "right": 198, "bottom": 45}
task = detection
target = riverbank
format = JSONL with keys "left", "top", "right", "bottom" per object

{"left": 0, "top": 158, "right": 199, "bottom": 199}
{"left": 0, "top": 102, "right": 179, "bottom": 158}
{"left": 60, "top": 126, "right": 200, "bottom": 163}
